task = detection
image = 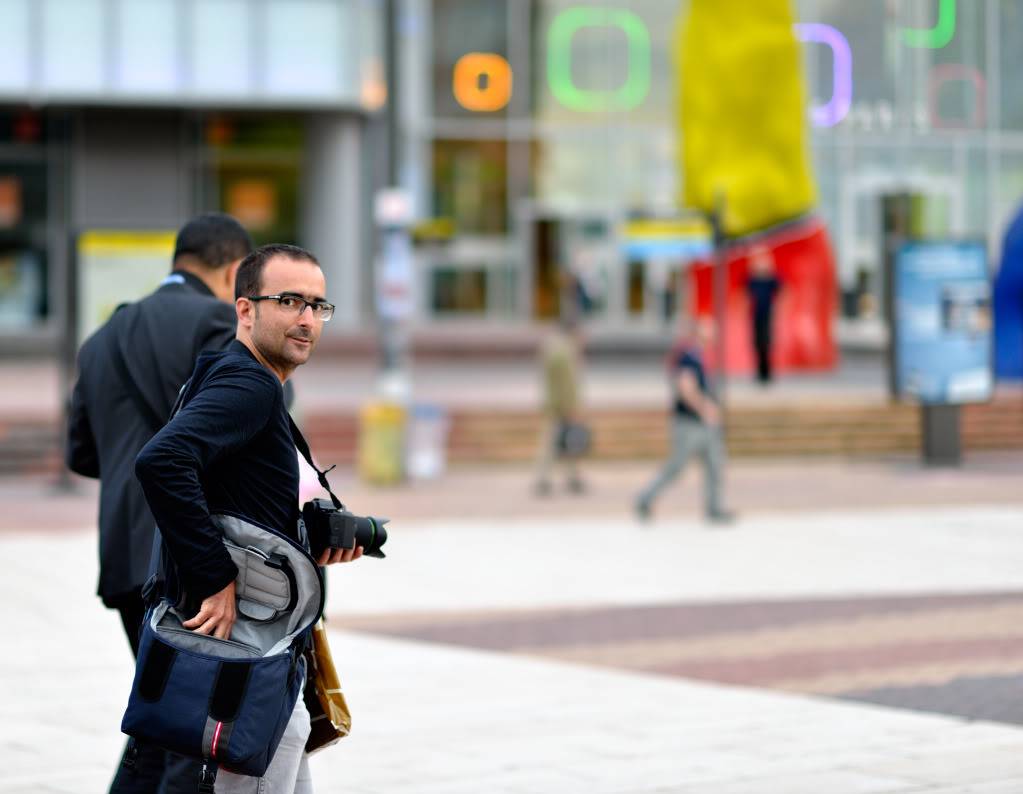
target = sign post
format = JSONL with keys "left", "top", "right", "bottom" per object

{"left": 921, "top": 404, "right": 962, "bottom": 465}
{"left": 710, "top": 196, "right": 728, "bottom": 402}
{"left": 358, "top": 190, "right": 416, "bottom": 485}
{"left": 892, "top": 240, "right": 992, "bottom": 466}
{"left": 374, "top": 188, "right": 415, "bottom": 400}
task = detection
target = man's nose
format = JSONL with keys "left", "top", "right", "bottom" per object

{"left": 296, "top": 303, "right": 315, "bottom": 323}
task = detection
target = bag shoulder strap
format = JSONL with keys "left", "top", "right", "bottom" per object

{"left": 288, "top": 416, "right": 344, "bottom": 510}
{"left": 143, "top": 386, "right": 340, "bottom": 606}
{"left": 141, "top": 378, "right": 194, "bottom": 607}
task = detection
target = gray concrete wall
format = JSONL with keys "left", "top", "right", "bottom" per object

{"left": 302, "top": 113, "right": 366, "bottom": 332}
{"left": 71, "top": 110, "right": 193, "bottom": 229}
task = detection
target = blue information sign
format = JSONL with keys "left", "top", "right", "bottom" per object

{"left": 894, "top": 241, "right": 993, "bottom": 404}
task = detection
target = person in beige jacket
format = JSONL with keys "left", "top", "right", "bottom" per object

{"left": 534, "top": 315, "right": 586, "bottom": 495}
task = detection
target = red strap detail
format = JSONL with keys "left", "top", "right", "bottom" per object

{"left": 211, "top": 721, "right": 224, "bottom": 758}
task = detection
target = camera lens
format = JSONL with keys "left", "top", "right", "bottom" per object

{"left": 353, "top": 515, "right": 388, "bottom": 558}
{"left": 300, "top": 499, "right": 388, "bottom": 560}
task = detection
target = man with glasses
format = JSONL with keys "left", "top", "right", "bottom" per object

{"left": 135, "top": 244, "right": 359, "bottom": 793}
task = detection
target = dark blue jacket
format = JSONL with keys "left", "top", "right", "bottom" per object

{"left": 135, "top": 341, "right": 300, "bottom": 602}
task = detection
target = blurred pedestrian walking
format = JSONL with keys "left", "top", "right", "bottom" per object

{"left": 635, "top": 317, "right": 735, "bottom": 524}
{"left": 747, "top": 245, "right": 781, "bottom": 384}
{"left": 533, "top": 314, "right": 587, "bottom": 495}
{"left": 66, "top": 213, "right": 252, "bottom": 794}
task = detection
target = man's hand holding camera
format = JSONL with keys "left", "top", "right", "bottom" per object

{"left": 303, "top": 499, "right": 389, "bottom": 560}
{"left": 316, "top": 544, "right": 364, "bottom": 566}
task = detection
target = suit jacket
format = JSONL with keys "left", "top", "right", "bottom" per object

{"left": 67, "top": 271, "right": 237, "bottom": 605}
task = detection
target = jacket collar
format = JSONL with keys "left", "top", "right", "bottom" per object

{"left": 162, "top": 269, "right": 216, "bottom": 298}
{"left": 228, "top": 339, "right": 258, "bottom": 361}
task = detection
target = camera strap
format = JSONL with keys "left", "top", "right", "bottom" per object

{"left": 288, "top": 416, "right": 344, "bottom": 511}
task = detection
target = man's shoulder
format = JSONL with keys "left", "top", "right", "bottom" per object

{"left": 75, "top": 325, "right": 106, "bottom": 370}
{"left": 202, "top": 347, "right": 281, "bottom": 392}
{"left": 144, "top": 283, "right": 227, "bottom": 315}
{"left": 197, "top": 297, "right": 237, "bottom": 329}
{"left": 143, "top": 286, "right": 236, "bottom": 351}
{"left": 76, "top": 304, "right": 126, "bottom": 360}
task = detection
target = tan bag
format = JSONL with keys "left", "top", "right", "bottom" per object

{"left": 303, "top": 619, "right": 352, "bottom": 753}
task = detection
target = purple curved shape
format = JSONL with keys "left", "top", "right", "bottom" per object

{"left": 795, "top": 23, "right": 853, "bottom": 127}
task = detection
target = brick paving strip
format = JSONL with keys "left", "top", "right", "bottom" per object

{"left": 5, "top": 452, "right": 1021, "bottom": 531}
{"left": 338, "top": 592, "right": 1023, "bottom": 726}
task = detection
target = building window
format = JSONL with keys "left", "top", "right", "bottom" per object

{"left": 431, "top": 139, "right": 508, "bottom": 235}
{"left": 430, "top": 267, "right": 488, "bottom": 314}
{"left": 1000, "top": 2, "right": 1023, "bottom": 130}
{"left": 432, "top": 0, "right": 510, "bottom": 118}
{"left": 0, "top": 111, "right": 51, "bottom": 330}
{"left": 200, "top": 114, "right": 303, "bottom": 246}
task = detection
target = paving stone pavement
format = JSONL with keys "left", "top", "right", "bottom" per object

{"left": 844, "top": 672, "right": 1023, "bottom": 725}
{"left": 4, "top": 501, "right": 1023, "bottom": 792}
{"left": 339, "top": 592, "right": 1023, "bottom": 722}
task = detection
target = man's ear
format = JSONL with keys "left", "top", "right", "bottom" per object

{"left": 236, "top": 296, "right": 253, "bottom": 327}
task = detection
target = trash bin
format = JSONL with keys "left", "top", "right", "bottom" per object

{"left": 357, "top": 402, "right": 406, "bottom": 485}
{"left": 406, "top": 403, "right": 449, "bottom": 481}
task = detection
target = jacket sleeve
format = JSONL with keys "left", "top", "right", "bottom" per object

{"left": 66, "top": 373, "right": 100, "bottom": 478}
{"left": 134, "top": 365, "right": 281, "bottom": 602}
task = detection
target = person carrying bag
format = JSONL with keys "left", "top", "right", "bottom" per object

{"left": 127, "top": 244, "right": 367, "bottom": 793}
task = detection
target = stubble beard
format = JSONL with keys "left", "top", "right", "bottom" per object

{"left": 254, "top": 325, "right": 313, "bottom": 376}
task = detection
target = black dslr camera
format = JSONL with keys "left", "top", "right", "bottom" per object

{"left": 301, "top": 498, "right": 389, "bottom": 560}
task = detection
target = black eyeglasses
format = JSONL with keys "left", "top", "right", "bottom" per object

{"left": 246, "top": 293, "right": 335, "bottom": 322}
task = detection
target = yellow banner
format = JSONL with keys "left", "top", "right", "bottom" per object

{"left": 78, "top": 230, "right": 176, "bottom": 257}
{"left": 77, "top": 229, "right": 176, "bottom": 342}
{"left": 622, "top": 217, "right": 712, "bottom": 240}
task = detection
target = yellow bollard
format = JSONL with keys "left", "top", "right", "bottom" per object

{"left": 357, "top": 402, "right": 406, "bottom": 485}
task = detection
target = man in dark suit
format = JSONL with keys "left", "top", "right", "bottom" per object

{"left": 66, "top": 213, "right": 253, "bottom": 794}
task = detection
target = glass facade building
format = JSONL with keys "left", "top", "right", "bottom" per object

{"left": 0, "top": 0, "right": 383, "bottom": 354}
{"left": 398, "top": 0, "right": 1023, "bottom": 339}
{"left": 0, "top": 0, "right": 1019, "bottom": 351}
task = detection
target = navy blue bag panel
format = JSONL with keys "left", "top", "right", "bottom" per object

{"left": 122, "top": 614, "right": 297, "bottom": 774}
{"left": 228, "top": 653, "right": 306, "bottom": 774}
{"left": 121, "top": 512, "right": 323, "bottom": 777}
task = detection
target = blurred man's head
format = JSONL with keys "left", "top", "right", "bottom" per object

{"left": 696, "top": 316, "right": 716, "bottom": 346}
{"left": 235, "top": 244, "right": 330, "bottom": 382}
{"left": 677, "top": 315, "right": 715, "bottom": 347}
{"left": 749, "top": 244, "right": 776, "bottom": 277}
{"left": 172, "top": 213, "right": 253, "bottom": 302}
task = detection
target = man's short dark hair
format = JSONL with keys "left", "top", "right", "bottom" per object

{"left": 173, "top": 213, "right": 254, "bottom": 269}
{"left": 235, "top": 243, "right": 321, "bottom": 300}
